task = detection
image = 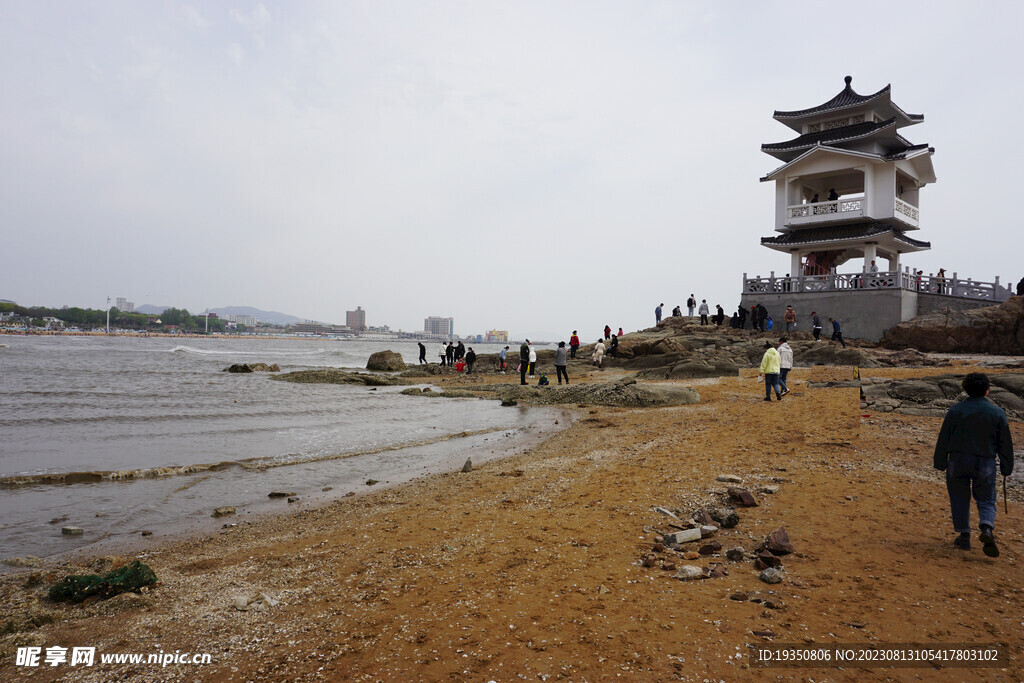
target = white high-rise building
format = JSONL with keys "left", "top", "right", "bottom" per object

{"left": 424, "top": 316, "right": 454, "bottom": 337}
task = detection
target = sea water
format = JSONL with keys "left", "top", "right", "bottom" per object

{"left": 0, "top": 336, "right": 560, "bottom": 562}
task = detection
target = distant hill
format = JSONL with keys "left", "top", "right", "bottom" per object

{"left": 210, "top": 306, "right": 302, "bottom": 326}
{"left": 133, "top": 304, "right": 302, "bottom": 326}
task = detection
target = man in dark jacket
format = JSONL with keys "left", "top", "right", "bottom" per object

{"left": 519, "top": 340, "right": 530, "bottom": 386}
{"left": 755, "top": 304, "right": 768, "bottom": 332}
{"left": 934, "top": 373, "right": 1014, "bottom": 556}
{"left": 465, "top": 347, "right": 476, "bottom": 374}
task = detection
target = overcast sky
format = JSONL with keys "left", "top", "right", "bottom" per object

{"left": 1, "top": 1, "right": 1021, "bottom": 340}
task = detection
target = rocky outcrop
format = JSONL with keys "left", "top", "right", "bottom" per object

{"left": 880, "top": 296, "right": 1024, "bottom": 355}
{"left": 856, "top": 371, "right": 1024, "bottom": 419}
{"left": 273, "top": 369, "right": 410, "bottom": 386}
{"left": 474, "top": 377, "right": 700, "bottom": 408}
{"left": 225, "top": 363, "right": 280, "bottom": 373}
{"left": 366, "top": 350, "right": 407, "bottom": 372}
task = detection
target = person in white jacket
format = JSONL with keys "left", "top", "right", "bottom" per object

{"left": 778, "top": 336, "right": 794, "bottom": 395}
{"left": 698, "top": 300, "right": 710, "bottom": 326}
{"left": 528, "top": 343, "right": 538, "bottom": 377}
{"left": 592, "top": 339, "right": 606, "bottom": 370}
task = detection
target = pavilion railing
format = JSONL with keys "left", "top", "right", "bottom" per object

{"left": 742, "top": 270, "right": 1013, "bottom": 302}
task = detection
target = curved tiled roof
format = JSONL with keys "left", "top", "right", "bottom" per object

{"left": 773, "top": 76, "right": 924, "bottom": 124}
{"left": 774, "top": 76, "right": 890, "bottom": 119}
{"left": 762, "top": 117, "right": 897, "bottom": 153}
{"left": 760, "top": 222, "right": 931, "bottom": 249}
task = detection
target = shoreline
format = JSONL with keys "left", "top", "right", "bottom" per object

{"left": 2, "top": 365, "right": 1022, "bottom": 680}
{"left": 1, "top": 399, "right": 574, "bottom": 572}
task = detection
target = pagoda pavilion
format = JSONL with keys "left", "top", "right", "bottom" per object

{"left": 740, "top": 76, "right": 1012, "bottom": 341}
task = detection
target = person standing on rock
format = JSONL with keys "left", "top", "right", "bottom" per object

{"left": 604, "top": 324, "right": 611, "bottom": 340}
{"left": 756, "top": 303, "right": 769, "bottom": 332}
{"left": 446, "top": 342, "right": 455, "bottom": 366}
{"left": 828, "top": 317, "right": 846, "bottom": 348}
{"left": 438, "top": 343, "right": 448, "bottom": 366}
{"left": 617, "top": 327, "right": 623, "bottom": 337}
{"left": 737, "top": 305, "right": 748, "bottom": 329}
{"left": 759, "top": 341, "right": 783, "bottom": 402}
{"left": 519, "top": 340, "right": 530, "bottom": 385}
{"left": 528, "top": 342, "right": 537, "bottom": 378}
{"left": 687, "top": 294, "right": 696, "bottom": 317}
{"left": 569, "top": 331, "right": 580, "bottom": 359}
{"left": 714, "top": 304, "right": 725, "bottom": 326}
{"left": 465, "top": 347, "right": 476, "bottom": 374}
{"left": 593, "top": 338, "right": 606, "bottom": 370}
{"left": 608, "top": 334, "right": 619, "bottom": 358}
{"left": 811, "top": 311, "right": 822, "bottom": 341}
{"left": 499, "top": 346, "right": 508, "bottom": 372}
{"left": 934, "top": 372, "right": 1014, "bottom": 556}
{"left": 418, "top": 341, "right": 427, "bottom": 364}
{"left": 554, "top": 341, "right": 569, "bottom": 385}
{"left": 655, "top": 304, "right": 663, "bottom": 325}
{"left": 778, "top": 337, "right": 793, "bottom": 395}
{"left": 698, "top": 299, "right": 709, "bottom": 325}
{"left": 784, "top": 305, "right": 797, "bottom": 332}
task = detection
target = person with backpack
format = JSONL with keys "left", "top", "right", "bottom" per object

{"left": 569, "top": 331, "right": 580, "bottom": 359}
{"left": 784, "top": 305, "right": 797, "bottom": 332}
{"left": 687, "top": 294, "right": 697, "bottom": 317}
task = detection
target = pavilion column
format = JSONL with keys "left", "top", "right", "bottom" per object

{"left": 863, "top": 243, "right": 877, "bottom": 271}
{"left": 790, "top": 250, "right": 802, "bottom": 277}
{"left": 887, "top": 253, "right": 900, "bottom": 272}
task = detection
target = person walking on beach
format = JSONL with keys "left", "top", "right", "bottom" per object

{"left": 655, "top": 304, "right": 663, "bottom": 324}
{"left": 784, "top": 305, "right": 797, "bottom": 333}
{"left": 829, "top": 317, "right": 846, "bottom": 348}
{"left": 811, "top": 311, "right": 822, "bottom": 341}
{"left": 465, "top": 347, "right": 476, "bottom": 374}
{"left": 934, "top": 372, "right": 1014, "bottom": 556}
{"left": 519, "top": 340, "right": 530, "bottom": 385}
{"left": 604, "top": 325, "right": 611, "bottom": 340}
{"left": 759, "top": 341, "right": 783, "bottom": 402}
{"left": 569, "top": 331, "right": 580, "bottom": 359}
{"left": 528, "top": 342, "right": 537, "bottom": 377}
{"left": 418, "top": 341, "right": 427, "bottom": 364}
{"left": 593, "top": 338, "right": 606, "bottom": 370}
{"left": 778, "top": 336, "right": 793, "bottom": 395}
{"left": 499, "top": 346, "right": 508, "bottom": 372}
{"left": 687, "top": 294, "right": 696, "bottom": 317}
{"left": 554, "top": 341, "right": 569, "bottom": 385}
{"left": 698, "top": 300, "right": 709, "bottom": 325}
{"left": 438, "top": 343, "right": 447, "bottom": 366}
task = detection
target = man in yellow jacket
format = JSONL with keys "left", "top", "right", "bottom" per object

{"left": 759, "top": 341, "right": 783, "bottom": 402}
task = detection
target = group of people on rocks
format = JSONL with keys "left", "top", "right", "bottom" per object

{"left": 431, "top": 340, "right": 477, "bottom": 373}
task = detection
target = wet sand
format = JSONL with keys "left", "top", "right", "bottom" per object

{"left": 2, "top": 365, "right": 1022, "bottom": 681}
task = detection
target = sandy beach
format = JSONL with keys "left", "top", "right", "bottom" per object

{"left": 2, "top": 358, "right": 1022, "bottom": 681}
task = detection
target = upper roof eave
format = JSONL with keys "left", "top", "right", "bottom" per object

{"left": 761, "top": 118, "right": 900, "bottom": 161}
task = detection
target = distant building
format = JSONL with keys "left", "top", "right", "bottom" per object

{"left": 346, "top": 306, "right": 367, "bottom": 331}
{"left": 485, "top": 329, "right": 508, "bottom": 342}
{"left": 228, "top": 314, "right": 259, "bottom": 327}
{"left": 115, "top": 297, "right": 135, "bottom": 313}
{"left": 424, "top": 316, "right": 454, "bottom": 338}
{"left": 290, "top": 322, "right": 352, "bottom": 335}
